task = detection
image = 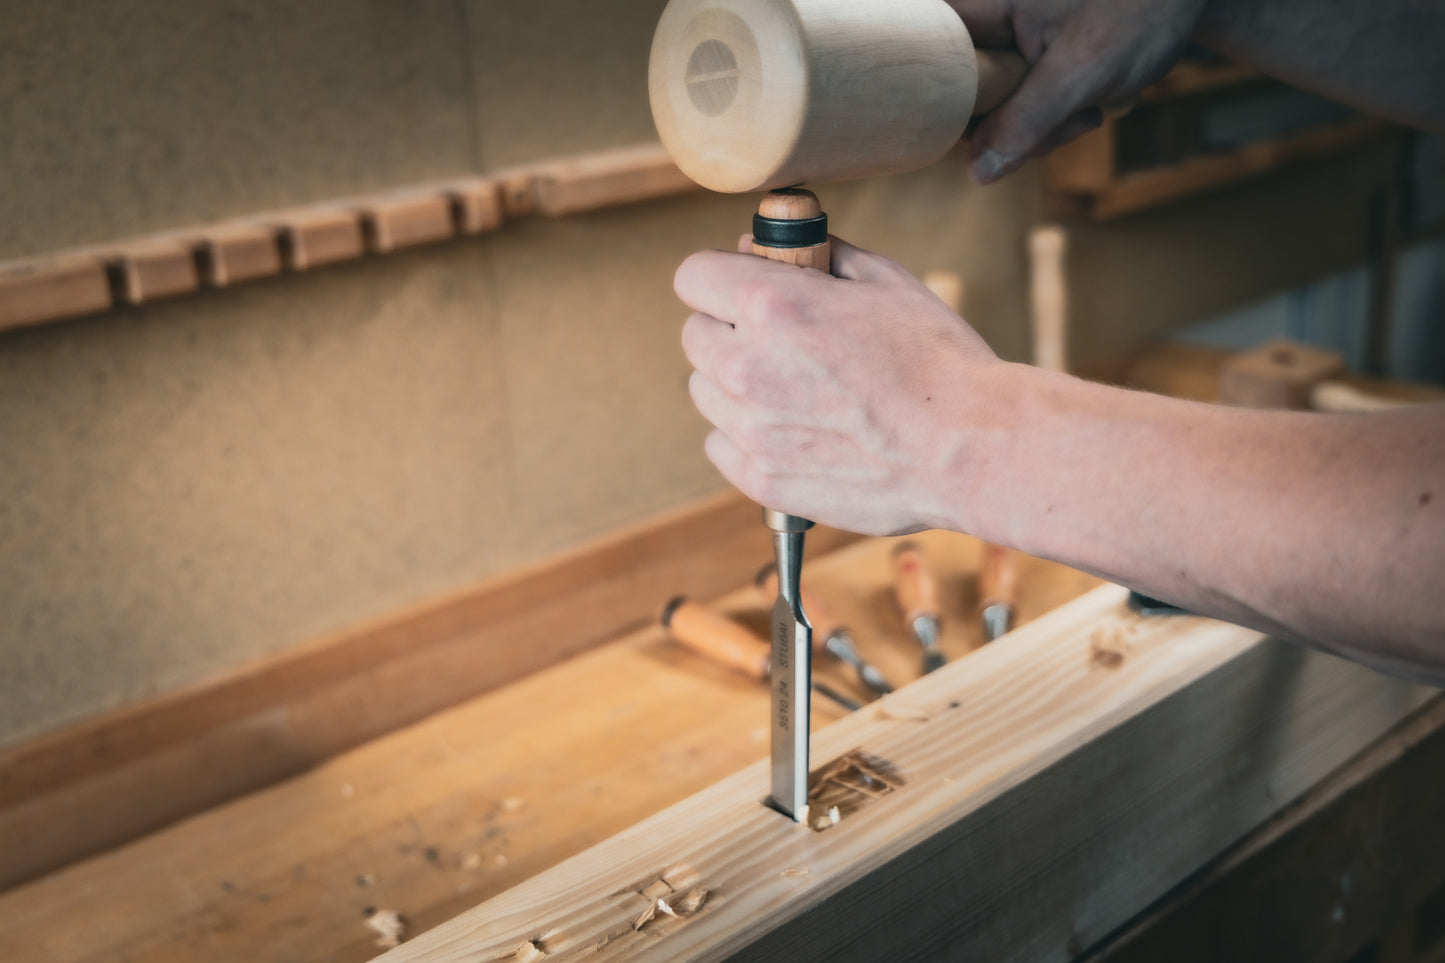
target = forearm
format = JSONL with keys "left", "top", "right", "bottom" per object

{"left": 1195, "top": 0, "right": 1445, "bottom": 130}
{"left": 953, "top": 365, "right": 1445, "bottom": 679}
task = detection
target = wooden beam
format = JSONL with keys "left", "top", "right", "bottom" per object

{"left": 379, "top": 587, "right": 1433, "bottom": 962}
{"left": 0, "top": 142, "right": 699, "bottom": 335}
{"left": 0, "top": 491, "right": 859, "bottom": 893}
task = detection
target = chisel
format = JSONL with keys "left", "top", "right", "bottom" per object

{"left": 977, "top": 542, "right": 1018, "bottom": 642}
{"left": 892, "top": 541, "right": 947, "bottom": 673}
{"left": 749, "top": 188, "right": 832, "bottom": 823}
{"left": 660, "top": 597, "right": 861, "bottom": 713}
{"left": 756, "top": 564, "right": 894, "bottom": 696}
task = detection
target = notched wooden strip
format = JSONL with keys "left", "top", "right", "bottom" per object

{"left": 531, "top": 144, "right": 698, "bottom": 218}
{"left": 279, "top": 207, "right": 365, "bottom": 270}
{"left": 200, "top": 223, "right": 283, "bottom": 287}
{"left": 363, "top": 193, "right": 455, "bottom": 253}
{"left": 449, "top": 179, "right": 504, "bottom": 235}
{"left": 0, "top": 254, "right": 112, "bottom": 332}
{"left": 111, "top": 240, "right": 199, "bottom": 305}
{"left": 495, "top": 170, "right": 538, "bottom": 219}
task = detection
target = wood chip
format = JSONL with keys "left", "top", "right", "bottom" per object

{"left": 510, "top": 940, "right": 547, "bottom": 962}
{"left": 631, "top": 901, "right": 657, "bottom": 931}
{"left": 365, "top": 908, "right": 407, "bottom": 949}
{"left": 658, "top": 887, "right": 709, "bottom": 918}
{"left": 781, "top": 868, "right": 810, "bottom": 878}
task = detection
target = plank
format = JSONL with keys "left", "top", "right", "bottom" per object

{"left": 379, "top": 588, "right": 1433, "bottom": 962}
{"left": 0, "top": 491, "right": 859, "bottom": 893}
{"left": 0, "top": 531, "right": 1097, "bottom": 962}
{"left": 0, "top": 254, "right": 112, "bottom": 333}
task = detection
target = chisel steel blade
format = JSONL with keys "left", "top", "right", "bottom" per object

{"left": 765, "top": 512, "right": 813, "bottom": 823}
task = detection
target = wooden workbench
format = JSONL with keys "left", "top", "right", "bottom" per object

{"left": 1, "top": 342, "right": 1440, "bottom": 962}
{"left": 0, "top": 532, "right": 1097, "bottom": 961}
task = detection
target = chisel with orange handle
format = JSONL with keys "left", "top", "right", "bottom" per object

{"left": 977, "top": 542, "right": 1019, "bottom": 641}
{"left": 892, "top": 541, "right": 947, "bottom": 673}
{"left": 660, "top": 597, "right": 862, "bottom": 713}
{"left": 755, "top": 564, "right": 894, "bottom": 696}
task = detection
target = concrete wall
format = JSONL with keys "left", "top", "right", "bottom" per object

{"left": 0, "top": 2, "right": 1403, "bottom": 748}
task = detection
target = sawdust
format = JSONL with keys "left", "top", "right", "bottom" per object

{"left": 364, "top": 908, "right": 407, "bottom": 949}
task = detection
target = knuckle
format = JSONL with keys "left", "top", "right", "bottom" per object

{"left": 740, "top": 278, "right": 796, "bottom": 327}
{"left": 716, "top": 353, "right": 758, "bottom": 397}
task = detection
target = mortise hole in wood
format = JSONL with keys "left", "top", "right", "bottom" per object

{"left": 1269, "top": 347, "right": 1296, "bottom": 366}
{"left": 801, "top": 749, "right": 903, "bottom": 833}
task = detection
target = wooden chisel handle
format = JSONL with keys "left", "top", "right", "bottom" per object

{"left": 892, "top": 541, "right": 941, "bottom": 622}
{"left": 660, "top": 596, "right": 770, "bottom": 682}
{"left": 755, "top": 564, "right": 845, "bottom": 645}
{"left": 977, "top": 543, "right": 1018, "bottom": 613}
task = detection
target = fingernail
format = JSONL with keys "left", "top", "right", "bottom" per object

{"left": 970, "top": 150, "right": 1012, "bottom": 185}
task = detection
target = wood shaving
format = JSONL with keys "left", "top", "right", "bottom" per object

{"left": 658, "top": 887, "right": 709, "bottom": 918}
{"left": 781, "top": 868, "right": 810, "bottom": 878}
{"left": 365, "top": 908, "right": 407, "bottom": 949}
{"left": 631, "top": 901, "right": 658, "bottom": 931}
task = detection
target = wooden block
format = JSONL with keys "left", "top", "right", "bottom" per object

{"left": 279, "top": 207, "right": 366, "bottom": 270}
{"left": 531, "top": 144, "right": 698, "bottom": 217}
{"left": 200, "top": 223, "right": 283, "bottom": 287}
{"left": 495, "top": 170, "right": 538, "bottom": 219}
{"left": 111, "top": 240, "right": 200, "bottom": 305}
{"left": 0, "top": 254, "right": 112, "bottom": 333}
{"left": 449, "top": 179, "right": 504, "bottom": 235}
{"left": 362, "top": 192, "right": 455, "bottom": 253}
{"left": 378, "top": 587, "right": 1432, "bottom": 962}
{"left": 1219, "top": 339, "right": 1346, "bottom": 409}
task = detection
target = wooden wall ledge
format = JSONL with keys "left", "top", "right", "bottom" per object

{"left": 0, "top": 143, "right": 700, "bottom": 336}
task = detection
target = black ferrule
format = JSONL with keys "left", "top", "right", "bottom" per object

{"left": 752, "top": 212, "right": 828, "bottom": 249}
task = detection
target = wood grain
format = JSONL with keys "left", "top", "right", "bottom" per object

{"left": 648, "top": 0, "right": 991, "bottom": 193}
{"left": 0, "top": 531, "right": 1094, "bottom": 963}
{"left": 0, "top": 491, "right": 859, "bottom": 893}
{"left": 379, "top": 590, "right": 1432, "bottom": 962}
